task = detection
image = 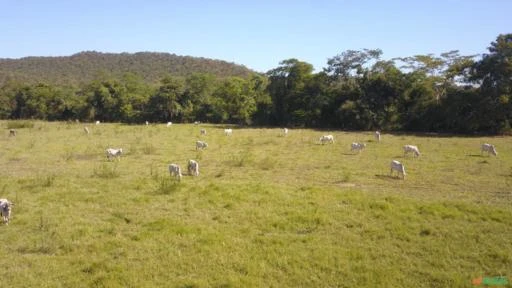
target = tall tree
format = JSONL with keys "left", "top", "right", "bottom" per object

{"left": 471, "top": 33, "right": 512, "bottom": 132}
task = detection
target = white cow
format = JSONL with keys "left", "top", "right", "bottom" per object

{"left": 84, "top": 127, "right": 90, "bottom": 134}
{"left": 200, "top": 129, "right": 207, "bottom": 135}
{"left": 196, "top": 141, "right": 208, "bottom": 150}
{"left": 390, "top": 160, "right": 406, "bottom": 179}
{"left": 224, "top": 128, "right": 233, "bottom": 136}
{"left": 194, "top": 121, "right": 201, "bottom": 125}
{"left": 168, "top": 164, "right": 182, "bottom": 181}
{"left": 188, "top": 159, "right": 199, "bottom": 176}
{"left": 106, "top": 148, "right": 123, "bottom": 161}
{"left": 282, "top": 128, "right": 289, "bottom": 136}
{"left": 403, "top": 145, "right": 421, "bottom": 157}
{"left": 0, "top": 198, "right": 13, "bottom": 225}
{"left": 319, "top": 134, "right": 334, "bottom": 144}
{"left": 166, "top": 122, "right": 173, "bottom": 127}
{"left": 95, "top": 120, "right": 100, "bottom": 125}
{"left": 375, "top": 131, "right": 381, "bottom": 142}
{"left": 145, "top": 121, "right": 149, "bottom": 126}
{"left": 481, "top": 143, "right": 498, "bottom": 156}
{"left": 351, "top": 142, "right": 366, "bottom": 153}
{"left": 9, "top": 129, "right": 16, "bottom": 137}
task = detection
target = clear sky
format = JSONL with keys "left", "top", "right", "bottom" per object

{"left": 0, "top": 0, "right": 510, "bottom": 73}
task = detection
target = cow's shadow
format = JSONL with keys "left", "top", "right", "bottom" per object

{"left": 375, "top": 174, "right": 399, "bottom": 180}
{"left": 467, "top": 154, "right": 484, "bottom": 157}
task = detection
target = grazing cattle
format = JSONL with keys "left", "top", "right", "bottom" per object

{"left": 169, "top": 164, "right": 182, "bottom": 181}
{"left": 95, "top": 120, "right": 100, "bottom": 125}
{"left": 0, "top": 198, "right": 13, "bottom": 225}
{"left": 403, "top": 145, "right": 421, "bottom": 157}
{"left": 166, "top": 122, "right": 173, "bottom": 127}
{"left": 188, "top": 159, "right": 199, "bottom": 176}
{"left": 375, "top": 131, "right": 381, "bottom": 142}
{"left": 9, "top": 129, "right": 16, "bottom": 137}
{"left": 282, "top": 128, "right": 289, "bottom": 136}
{"left": 196, "top": 141, "right": 208, "bottom": 150}
{"left": 319, "top": 134, "right": 334, "bottom": 144}
{"left": 145, "top": 121, "right": 149, "bottom": 126}
{"left": 351, "top": 142, "right": 366, "bottom": 153}
{"left": 390, "top": 160, "right": 406, "bottom": 179}
{"left": 194, "top": 121, "right": 201, "bottom": 125}
{"left": 224, "top": 128, "right": 233, "bottom": 136}
{"left": 200, "top": 129, "right": 207, "bottom": 135}
{"left": 84, "top": 127, "right": 90, "bottom": 134}
{"left": 106, "top": 148, "right": 123, "bottom": 161}
{"left": 481, "top": 143, "right": 498, "bottom": 156}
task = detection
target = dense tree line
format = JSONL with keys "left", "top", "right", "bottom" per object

{"left": 1, "top": 34, "right": 511, "bottom": 134}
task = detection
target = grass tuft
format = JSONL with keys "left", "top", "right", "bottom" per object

{"left": 93, "top": 163, "right": 120, "bottom": 178}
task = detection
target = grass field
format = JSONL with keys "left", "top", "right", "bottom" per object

{"left": 1, "top": 120, "right": 511, "bottom": 287}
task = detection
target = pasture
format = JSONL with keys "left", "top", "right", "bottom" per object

{"left": 0, "top": 121, "right": 511, "bottom": 287}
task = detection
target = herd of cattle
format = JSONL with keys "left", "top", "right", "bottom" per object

{"left": 2, "top": 126, "right": 500, "bottom": 225}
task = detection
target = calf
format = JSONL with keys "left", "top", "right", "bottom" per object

{"left": 106, "top": 148, "right": 123, "bottom": 161}
{"left": 390, "top": 160, "right": 406, "bottom": 179}
{"left": 319, "top": 134, "right": 334, "bottom": 144}
{"left": 196, "top": 141, "right": 208, "bottom": 150}
{"left": 481, "top": 143, "right": 498, "bottom": 156}
{"left": 188, "top": 159, "right": 199, "bottom": 176}
{"left": 169, "top": 164, "right": 182, "bottom": 181}
{"left": 351, "top": 142, "right": 366, "bottom": 153}
{"left": 0, "top": 198, "right": 13, "bottom": 225}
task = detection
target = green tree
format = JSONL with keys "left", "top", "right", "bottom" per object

{"left": 147, "top": 76, "right": 185, "bottom": 122}
{"left": 471, "top": 34, "right": 512, "bottom": 133}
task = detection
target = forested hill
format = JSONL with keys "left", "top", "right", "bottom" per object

{"left": 0, "top": 51, "right": 255, "bottom": 86}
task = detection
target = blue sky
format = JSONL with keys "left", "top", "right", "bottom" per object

{"left": 0, "top": 0, "right": 510, "bottom": 72}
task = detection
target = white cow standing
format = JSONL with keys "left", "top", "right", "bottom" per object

{"left": 282, "top": 128, "right": 289, "bottom": 136}
{"left": 403, "top": 145, "right": 421, "bottom": 158}
{"left": 0, "top": 198, "right": 13, "bottom": 225}
{"left": 319, "top": 135, "right": 334, "bottom": 144}
{"left": 106, "top": 148, "right": 123, "bottom": 161}
{"left": 188, "top": 160, "right": 199, "bottom": 176}
{"left": 95, "top": 121, "right": 100, "bottom": 125}
{"left": 390, "top": 160, "right": 406, "bottom": 179}
{"left": 169, "top": 164, "right": 182, "bottom": 181}
{"left": 481, "top": 143, "right": 498, "bottom": 156}
{"left": 166, "top": 122, "right": 173, "bottom": 127}
{"left": 375, "top": 131, "right": 381, "bottom": 142}
{"left": 224, "top": 128, "right": 233, "bottom": 136}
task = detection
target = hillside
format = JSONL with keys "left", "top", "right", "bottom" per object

{"left": 0, "top": 51, "right": 255, "bottom": 86}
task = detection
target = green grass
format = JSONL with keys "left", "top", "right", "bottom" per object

{"left": 0, "top": 121, "right": 511, "bottom": 287}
